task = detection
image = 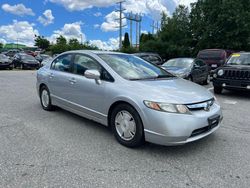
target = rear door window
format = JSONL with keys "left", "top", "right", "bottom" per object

{"left": 51, "top": 54, "right": 73, "bottom": 72}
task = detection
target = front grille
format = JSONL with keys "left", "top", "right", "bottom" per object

{"left": 222, "top": 70, "right": 250, "bottom": 80}
{"left": 186, "top": 99, "right": 214, "bottom": 111}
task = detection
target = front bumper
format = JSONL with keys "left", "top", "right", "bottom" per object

{"left": 23, "top": 63, "right": 39, "bottom": 69}
{"left": 141, "top": 103, "right": 222, "bottom": 146}
{"left": 0, "top": 63, "right": 12, "bottom": 69}
{"left": 213, "top": 78, "right": 250, "bottom": 90}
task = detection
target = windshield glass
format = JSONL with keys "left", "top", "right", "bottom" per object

{"left": 98, "top": 54, "right": 174, "bottom": 80}
{"left": 227, "top": 53, "right": 250, "bottom": 65}
{"left": 21, "top": 54, "right": 35, "bottom": 60}
{"left": 198, "top": 50, "right": 223, "bottom": 60}
{"left": 163, "top": 58, "right": 193, "bottom": 68}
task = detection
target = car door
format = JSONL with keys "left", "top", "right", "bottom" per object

{"left": 48, "top": 53, "right": 74, "bottom": 105}
{"left": 196, "top": 59, "right": 208, "bottom": 81}
{"left": 191, "top": 60, "right": 202, "bottom": 82}
{"left": 65, "top": 53, "right": 113, "bottom": 122}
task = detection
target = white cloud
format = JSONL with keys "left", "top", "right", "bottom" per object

{"left": 38, "top": 9, "right": 55, "bottom": 26}
{"left": 1, "top": 3, "right": 35, "bottom": 16}
{"left": 101, "top": 11, "right": 127, "bottom": 32}
{"left": 0, "top": 20, "right": 39, "bottom": 46}
{"left": 49, "top": 0, "right": 119, "bottom": 11}
{"left": 94, "top": 12, "right": 102, "bottom": 17}
{"left": 94, "top": 24, "right": 100, "bottom": 29}
{"left": 48, "top": 22, "right": 86, "bottom": 43}
{"left": 0, "top": 38, "right": 7, "bottom": 45}
{"left": 89, "top": 37, "right": 119, "bottom": 51}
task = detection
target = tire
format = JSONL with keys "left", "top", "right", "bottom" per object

{"left": 40, "top": 85, "right": 54, "bottom": 111}
{"left": 188, "top": 76, "right": 193, "bottom": 82}
{"left": 203, "top": 75, "right": 210, "bottom": 85}
{"left": 110, "top": 104, "right": 144, "bottom": 148}
{"left": 214, "top": 86, "right": 223, "bottom": 94}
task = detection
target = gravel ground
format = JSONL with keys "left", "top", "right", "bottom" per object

{"left": 0, "top": 70, "right": 249, "bottom": 188}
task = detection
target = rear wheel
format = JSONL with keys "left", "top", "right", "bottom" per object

{"left": 110, "top": 104, "right": 144, "bottom": 148}
{"left": 40, "top": 86, "right": 54, "bottom": 111}
{"left": 214, "top": 86, "right": 223, "bottom": 94}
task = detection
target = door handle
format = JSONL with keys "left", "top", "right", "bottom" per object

{"left": 49, "top": 73, "right": 54, "bottom": 79}
{"left": 68, "top": 78, "right": 76, "bottom": 84}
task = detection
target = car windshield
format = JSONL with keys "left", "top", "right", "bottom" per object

{"left": 98, "top": 54, "right": 174, "bottom": 80}
{"left": 163, "top": 58, "right": 193, "bottom": 68}
{"left": 198, "top": 50, "right": 223, "bottom": 60}
{"left": 21, "top": 54, "right": 35, "bottom": 60}
{"left": 227, "top": 53, "right": 250, "bottom": 65}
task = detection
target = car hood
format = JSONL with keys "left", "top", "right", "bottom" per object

{"left": 0, "top": 58, "right": 10, "bottom": 62}
{"left": 128, "top": 78, "right": 213, "bottom": 104}
{"left": 163, "top": 66, "right": 189, "bottom": 74}
{"left": 222, "top": 65, "right": 250, "bottom": 70}
{"left": 23, "top": 59, "right": 38, "bottom": 64}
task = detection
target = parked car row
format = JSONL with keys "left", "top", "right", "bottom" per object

{"left": 0, "top": 50, "right": 52, "bottom": 70}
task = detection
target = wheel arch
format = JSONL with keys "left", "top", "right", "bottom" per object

{"left": 107, "top": 100, "right": 145, "bottom": 128}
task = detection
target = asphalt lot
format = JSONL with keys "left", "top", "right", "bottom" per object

{"left": 0, "top": 70, "right": 250, "bottom": 188}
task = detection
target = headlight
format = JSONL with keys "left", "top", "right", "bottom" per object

{"left": 217, "top": 69, "right": 224, "bottom": 76}
{"left": 144, "top": 101, "right": 190, "bottom": 114}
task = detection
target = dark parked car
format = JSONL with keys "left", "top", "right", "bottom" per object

{"left": 12, "top": 53, "right": 40, "bottom": 69}
{"left": 197, "top": 49, "right": 234, "bottom": 71}
{"left": 213, "top": 52, "right": 250, "bottom": 94}
{"left": 0, "top": 54, "right": 13, "bottom": 70}
{"left": 162, "top": 58, "right": 210, "bottom": 85}
{"left": 134, "top": 53, "right": 163, "bottom": 65}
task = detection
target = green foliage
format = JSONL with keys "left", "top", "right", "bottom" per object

{"left": 122, "top": 32, "right": 130, "bottom": 48}
{"left": 140, "top": 0, "right": 250, "bottom": 60}
{"left": 0, "top": 43, "right": 3, "bottom": 49}
{"left": 34, "top": 35, "right": 50, "bottom": 50}
{"left": 49, "top": 35, "right": 98, "bottom": 55}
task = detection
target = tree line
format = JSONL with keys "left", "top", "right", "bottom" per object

{"left": 137, "top": 0, "right": 250, "bottom": 60}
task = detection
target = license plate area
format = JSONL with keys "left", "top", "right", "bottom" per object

{"left": 208, "top": 114, "right": 220, "bottom": 129}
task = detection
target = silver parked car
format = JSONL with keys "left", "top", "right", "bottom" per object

{"left": 37, "top": 50, "right": 222, "bottom": 147}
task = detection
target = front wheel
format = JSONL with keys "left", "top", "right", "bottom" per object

{"left": 203, "top": 74, "right": 210, "bottom": 85}
{"left": 214, "top": 86, "right": 223, "bottom": 94}
{"left": 110, "top": 104, "right": 144, "bottom": 148}
{"left": 40, "top": 86, "right": 54, "bottom": 111}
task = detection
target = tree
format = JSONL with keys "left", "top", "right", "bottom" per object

{"left": 122, "top": 32, "right": 130, "bottom": 48}
{"left": 68, "top": 38, "right": 81, "bottom": 50}
{"left": 34, "top": 35, "right": 50, "bottom": 50}
{"left": 0, "top": 43, "right": 3, "bottom": 49}
{"left": 190, "top": 0, "right": 250, "bottom": 54}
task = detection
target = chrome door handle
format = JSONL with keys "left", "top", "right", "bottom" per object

{"left": 49, "top": 73, "right": 54, "bottom": 78}
{"left": 69, "top": 78, "right": 76, "bottom": 84}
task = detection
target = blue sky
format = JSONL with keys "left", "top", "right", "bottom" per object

{"left": 0, "top": 0, "right": 196, "bottom": 50}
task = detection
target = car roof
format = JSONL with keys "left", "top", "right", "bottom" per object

{"left": 133, "top": 52, "right": 160, "bottom": 56}
{"left": 167, "top": 57, "right": 194, "bottom": 60}
{"left": 62, "top": 50, "right": 127, "bottom": 56}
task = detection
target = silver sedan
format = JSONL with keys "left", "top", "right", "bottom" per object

{"left": 37, "top": 50, "right": 222, "bottom": 147}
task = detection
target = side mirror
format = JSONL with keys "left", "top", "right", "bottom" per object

{"left": 84, "top": 69, "right": 101, "bottom": 84}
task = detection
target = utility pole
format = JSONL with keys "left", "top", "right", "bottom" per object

{"left": 126, "top": 13, "right": 142, "bottom": 48}
{"left": 151, "top": 21, "right": 158, "bottom": 35}
{"left": 116, "top": 1, "right": 126, "bottom": 50}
